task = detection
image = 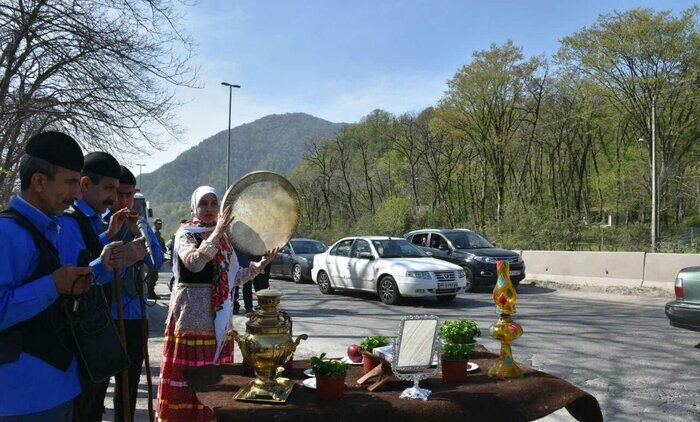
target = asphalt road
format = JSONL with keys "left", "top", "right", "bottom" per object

{"left": 104, "top": 273, "right": 700, "bottom": 421}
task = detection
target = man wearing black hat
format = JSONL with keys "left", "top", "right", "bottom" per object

{"left": 102, "top": 165, "right": 163, "bottom": 422}
{"left": 57, "top": 152, "right": 148, "bottom": 421}
{"left": 0, "top": 132, "right": 122, "bottom": 420}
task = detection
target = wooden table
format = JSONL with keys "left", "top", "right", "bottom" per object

{"left": 184, "top": 348, "right": 602, "bottom": 422}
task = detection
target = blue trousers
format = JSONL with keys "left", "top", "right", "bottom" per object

{"left": 0, "top": 399, "right": 72, "bottom": 422}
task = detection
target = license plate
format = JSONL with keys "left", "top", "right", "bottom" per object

{"left": 438, "top": 282, "right": 458, "bottom": 289}
{"left": 510, "top": 271, "right": 521, "bottom": 276}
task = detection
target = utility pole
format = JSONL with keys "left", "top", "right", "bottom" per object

{"left": 221, "top": 82, "right": 241, "bottom": 187}
{"left": 136, "top": 163, "right": 146, "bottom": 191}
{"left": 651, "top": 96, "right": 657, "bottom": 253}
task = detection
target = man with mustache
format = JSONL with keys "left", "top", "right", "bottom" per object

{"left": 0, "top": 132, "right": 121, "bottom": 421}
{"left": 57, "top": 152, "right": 148, "bottom": 421}
{"left": 102, "top": 166, "right": 163, "bottom": 422}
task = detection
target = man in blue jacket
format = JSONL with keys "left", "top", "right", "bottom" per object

{"left": 104, "top": 165, "right": 163, "bottom": 422}
{"left": 57, "top": 152, "right": 147, "bottom": 421}
{"left": 0, "top": 132, "right": 122, "bottom": 421}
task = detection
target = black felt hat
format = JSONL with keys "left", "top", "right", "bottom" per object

{"left": 83, "top": 152, "right": 121, "bottom": 179}
{"left": 119, "top": 165, "right": 137, "bottom": 186}
{"left": 25, "top": 131, "right": 84, "bottom": 172}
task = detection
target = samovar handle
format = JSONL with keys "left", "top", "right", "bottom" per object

{"left": 232, "top": 330, "right": 246, "bottom": 354}
{"left": 291, "top": 334, "right": 308, "bottom": 352}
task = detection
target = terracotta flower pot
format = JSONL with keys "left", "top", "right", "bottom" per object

{"left": 315, "top": 374, "right": 346, "bottom": 400}
{"left": 442, "top": 358, "right": 469, "bottom": 383}
{"left": 362, "top": 353, "right": 380, "bottom": 374}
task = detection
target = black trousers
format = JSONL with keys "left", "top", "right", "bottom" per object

{"left": 72, "top": 377, "right": 109, "bottom": 422}
{"left": 113, "top": 319, "right": 144, "bottom": 422}
{"left": 233, "top": 280, "right": 253, "bottom": 312}
{"left": 253, "top": 264, "right": 271, "bottom": 291}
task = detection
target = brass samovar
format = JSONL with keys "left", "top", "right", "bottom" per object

{"left": 232, "top": 289, "right": 307, "bottom": 403}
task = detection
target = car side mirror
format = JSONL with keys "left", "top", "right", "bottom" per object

{"left": 147, "top": 208, "right": 153, "bottom": 218}
{"left": 359, "top": 251, "right": 374, "bottom": 260}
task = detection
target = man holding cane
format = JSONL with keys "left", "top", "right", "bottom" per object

{"left": 103, "top": 166, "right": 163, "bottom": 421}
{"left": 57, "top": 152, "right": 147, "bottom": 421}
{"left": 0, "top": 132, "right": 121, "bottom": 421}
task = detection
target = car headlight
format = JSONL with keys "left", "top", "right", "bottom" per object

{"left": 406, "top": 271, "right": 432, "bottom": 280}
{"left": 457, "top": 270, "right": 466, "bottom": 278}
{"left": 474, "top": 256, "right": 497, "bottom": 264}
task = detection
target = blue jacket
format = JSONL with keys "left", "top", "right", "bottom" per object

{"left": 0, "top": 196, "right": 81, "bottom": 416}
{"left": 55, "top": 200, "right": 113, "bottom": 285}
{"left": 99, "top": 213, "right": 163, "bottom": 320}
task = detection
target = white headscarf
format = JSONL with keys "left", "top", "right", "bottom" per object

{"left": 172, "top": 185, "right": 240, "bottom": 363}
{"left": 190, "top": 185, "right": 219, "bottom": 213}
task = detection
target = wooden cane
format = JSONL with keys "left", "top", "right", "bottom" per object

{"left": 137, "top": 264, "right": 155, "bottom": 421}
{"left": 114, "top": 270, "right": 132, "bottom": 422}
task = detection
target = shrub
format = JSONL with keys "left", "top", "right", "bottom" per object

{"left": 442, "top": 342, "right": 476, "bottom": 361}
{"left": 310, "top": 353, "right": 348, "bottom": 377}
{"left": 440, "top": 320, "right": 480, "bottom": 344}
{"left": 360, "top": 336, "right": 390, "bottom": 352}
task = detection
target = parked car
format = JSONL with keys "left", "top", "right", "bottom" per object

{"left": 405, "top": 229, "right": 525, "bottom": 292}
{"left": 270, "top": 238, "right": 328, "bottom": 283}
{"left": 665, "top": 266, "right": 700, "bottom": 332}
{"left": 311, "top": 236, "right": 468, "bottom": 305}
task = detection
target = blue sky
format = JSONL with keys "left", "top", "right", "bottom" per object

{"left": 141, "top": 0, "right": 697, "bottom": 172}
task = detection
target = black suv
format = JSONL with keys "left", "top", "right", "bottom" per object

{"left": 405, "top": 229, "right": 525, "bottom": 292}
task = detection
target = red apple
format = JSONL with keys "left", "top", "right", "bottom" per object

{"left": 347, "top": 344, "right": 362, "bottom": 362}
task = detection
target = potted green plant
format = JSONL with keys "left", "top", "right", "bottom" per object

{"left": 309, "top": 353, "right": 349, "bottom": 400}
{"left": 359, "top": 336, "right": 389, "bottom": 373}
{"left": 440, "top": 320, "right": 480, "bottom": 382}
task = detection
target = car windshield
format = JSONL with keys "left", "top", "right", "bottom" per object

{"left": 290, "top": 240, "right": 327, "bottom": 254}
{"left": 371, "top": 239, "right": 428, "bottom": 258}
{"left": 443, "top": 231, "right": 493, "bottom": 249}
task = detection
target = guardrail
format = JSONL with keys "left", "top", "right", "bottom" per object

{"left": 520, "top": 250, "right": 700, "bottom": 290}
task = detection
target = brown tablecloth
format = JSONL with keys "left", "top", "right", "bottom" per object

{"left": 184, "top": 347, "right": 602, "bottom": 422}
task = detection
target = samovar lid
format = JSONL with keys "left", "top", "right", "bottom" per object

{"left": 254, "top": 288, "right": 283, "bottom": 299}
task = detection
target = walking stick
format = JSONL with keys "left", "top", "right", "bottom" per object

{"left": 137, "top": 264, "right": 155, "bottom": 421}
{"left": 114, "top": 270, "right": 132, "bottom": 422}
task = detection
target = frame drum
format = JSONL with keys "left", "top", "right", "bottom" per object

{"left": 221, "top": 171, "right": 300, "bottom": 256}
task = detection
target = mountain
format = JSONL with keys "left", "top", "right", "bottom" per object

{"left": 141, "top": 112, "right": 344, "bottom": 234}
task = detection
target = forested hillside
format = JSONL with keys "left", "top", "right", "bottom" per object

{"left": 290, "top": 8, "right": 699, "bottom": 252}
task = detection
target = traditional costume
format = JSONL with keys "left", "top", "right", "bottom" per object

{"left": 104, "top": 166, "right": 164, "bottom": 422}
{"left": 0, "top": 132, "right": 84, "bottom": 420}
{"left": 156, "top": 186, "right": 262, "bottom": 421}
{"left": 56, "top": 151, "right": 125, "bottom": 422}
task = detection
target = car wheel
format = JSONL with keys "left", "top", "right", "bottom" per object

{"left": 317, "top": 271, "right": 334, "bottom": 294}
{"left": 292, "top": 264, "right": 303, "bottom": 284}
{"left": 378, "top": 276, "right": 402, "bottom": 305}
{"left": 437, "top": 294, "right": 457, "bottom": 303}
{"left": 463, "top": 267, "right": 475, "bottom": 293}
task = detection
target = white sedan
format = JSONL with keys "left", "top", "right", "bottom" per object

{"left": 311, "top": 236, "right": 468, "bottom": 305}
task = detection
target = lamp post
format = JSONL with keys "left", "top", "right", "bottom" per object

{"left": 221, "top": 82, "right": 241, "bottom": 187}
{"left": 638, "top": 96, "right": 658, "bottom": 253}
{"left": 136, "top": 163, "right": 146, "bottom": 191}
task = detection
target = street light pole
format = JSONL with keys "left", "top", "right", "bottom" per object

{"left": 651, "top": 96, "right": 657, "bottom": 253}
{"left": 221, "top": 82, "right": 241, "bottom": 187}
{"left": 136, "top": 163, "right": 146, "bottom": 191}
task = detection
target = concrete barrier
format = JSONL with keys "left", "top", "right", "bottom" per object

{"left": 522, "top": 251, "right": 645, "bottom": 287}
{"left": 642, "top": 253, "right": 700, "bottom": 289}
{"left": 521, "top": 250, "right": 700, "bottom": 291}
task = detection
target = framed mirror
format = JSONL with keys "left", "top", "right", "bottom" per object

{"left": 391, "top": 315, "right": 441, "bottom": 400}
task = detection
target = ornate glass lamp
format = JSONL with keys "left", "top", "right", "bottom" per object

{"left": 488, "top": 261, "right": 524, "bottom": 379}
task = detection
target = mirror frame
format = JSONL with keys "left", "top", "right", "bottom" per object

{"left": 391, "top": 314, "right": 441, "bottom": 377}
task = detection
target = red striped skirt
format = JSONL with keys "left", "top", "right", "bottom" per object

{"left": 156, "top": 285, "right": 235, "bottom": 421}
